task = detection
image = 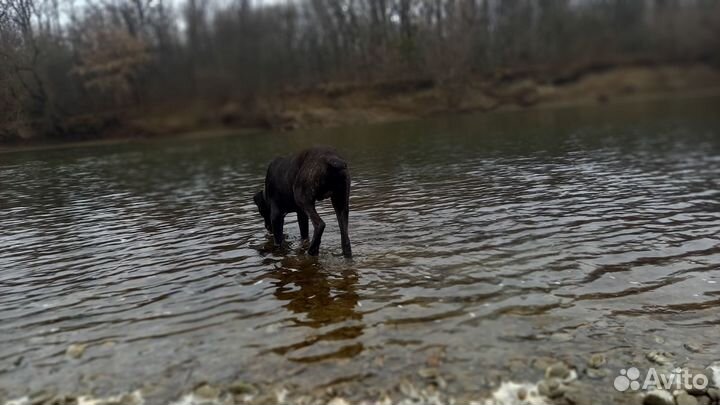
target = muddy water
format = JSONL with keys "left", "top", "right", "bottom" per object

{"left": 1, "top": 98, "right": 719, "bottom": 403}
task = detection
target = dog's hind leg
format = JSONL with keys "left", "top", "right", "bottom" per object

{"left": 331, "top": 193, "right": 351, "bottom": 257}
{"left": 297, "top": 211, "right": 309, "bottom": 241}
{"left": 301, "top": 202, "right": 325, "bottom": 256}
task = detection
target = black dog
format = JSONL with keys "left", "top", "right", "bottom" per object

{"left": 254, "top": 146, "right": 351, "bottom": 257}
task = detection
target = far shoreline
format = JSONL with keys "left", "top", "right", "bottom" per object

{"left": 3, "top": 63, "right": 720, "bottom": 155}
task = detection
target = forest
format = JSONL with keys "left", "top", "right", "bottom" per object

{"left": 1, "top": 0, "right": 719, "bottom": 143}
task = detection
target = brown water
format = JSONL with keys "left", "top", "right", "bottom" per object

{"left": 1, "top": 98, "right": 719, "bottom": 403}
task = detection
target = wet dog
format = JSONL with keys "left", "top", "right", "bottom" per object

{"left": 254, "top": 146, "right": 351, "bottom": 257}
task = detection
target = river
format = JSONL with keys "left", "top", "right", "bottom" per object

{"left": 1, "top": 97, "right": 719, "bottom": 404}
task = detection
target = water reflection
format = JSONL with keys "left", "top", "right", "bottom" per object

{"left": 266, "top": 256, "right": 363, "bottom": 362}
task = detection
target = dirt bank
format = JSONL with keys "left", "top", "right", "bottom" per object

{"left": 251, "top": 63, "right": 720, "bottom": 131}
{"left": 101, "top": 62, "right": 720, "bottom": 134}
{"left": 3, "top": 62, "right": 720, "bottom": 149}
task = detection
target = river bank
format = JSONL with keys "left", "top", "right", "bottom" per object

{"left": 2, "top": 348, "right": 718, "bottom": 405}
{"left": 245, "top": 62, "right": 720, "bottom": 131}
{"left": 2, "top": 62, "right": 720, "bottom": 151}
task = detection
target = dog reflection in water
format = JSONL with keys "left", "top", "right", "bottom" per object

{"left": 266, "top": 256, "right": 363, "bottom": 362}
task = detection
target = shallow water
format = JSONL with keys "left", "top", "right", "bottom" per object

{"left": 1, "top": 98, "right": 719, "bottom": 403}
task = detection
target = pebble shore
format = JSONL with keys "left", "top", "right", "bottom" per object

{"left": 3, "top": 347, "right": 718, "bottom": 405}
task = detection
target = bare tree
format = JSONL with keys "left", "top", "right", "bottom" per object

{"left": 1, "top": 0, "right": 719, "bottom": 141}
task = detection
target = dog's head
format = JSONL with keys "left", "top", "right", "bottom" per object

{"left": 253, "top": 190, "right": 271, "bottom": 232}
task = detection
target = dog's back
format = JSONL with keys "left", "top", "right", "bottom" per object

{"left": 295, "top": 146, "right": 347, "bottom": 171}
{"left": 293, "top": 146, "right": 350, "bottom": 201}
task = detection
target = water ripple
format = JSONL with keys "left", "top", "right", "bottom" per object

{"left": 1, "top": 102, "right": 719, "bottom": 400}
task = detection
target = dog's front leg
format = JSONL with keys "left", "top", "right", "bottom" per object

{"left": 271, "top": 208, "right": 285, "bottom": 246}
{"left": 297, "top": 211, "right": 309, "bottom": 242}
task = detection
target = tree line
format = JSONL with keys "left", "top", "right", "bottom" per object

{"left": 1, "top": 0, "right": 719, "bottom": 141}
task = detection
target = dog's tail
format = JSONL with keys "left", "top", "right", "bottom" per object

{"left": 326, "top": 157, "right": 347, "bottom": 170}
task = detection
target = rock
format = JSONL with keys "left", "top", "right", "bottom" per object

{"left": 66, "top": 343, "right": 87, "bottom": 359}
{"left": 538, "top": 378, "right": 565, "bottom": 398}
{"left": 707, "top": 364, "right": 720, "bottom": 387}
{"left": 676, "top": 391, "right": 699, "bottom": 405}
{"left": 193, "top": 384, "right": 220, "bottom": 400}
{"left": 696, "top": 395, "right": 711, "bottom": 405}
{"left": 228, "top": 381, "right": 258, "bottom": 396}
{"left": 684, "top": 343, "right": 703, "bottom": 353}
{"left": 563, "top": 386, "right": 593, "bottom": 405}
{"left": 588, "top": 354, "right": 606, "bottom": 369}
{"left": 274, "top": 388, "right": 289, "bottom": 404}
{"left": 291, "top": 395, "right": 314, "bottom": 405}
{"left": 425, "top": 349, "right": 445, "bottom": 368}
{"left": 585, "top": 368, "right": 608, "bottom": 379}
{"left": 487, "top": 382, "right": 541, "bottom": 405}
{"left": 556, "top": 382, "right": 597, "bottom": 405}
{"left": 532, "top": 357, "right": 557, "bottom": 371}
{"left": 377, "top": 394, "right": 392, "bottom": 405}
{"left": 707, "top": 388, "right": 719, "bottom": 400}
{"left": 546, "top": 362, "right": 571, "bottom": 380}
{"left": 418, "top": 367, "right": 438, "bottom": 378}
{"left": 327, "top": 398, "right": 350, "bottom": 405}
{"left": 250, "top": 392, "right": 279, "bottom": 405}
{"left": 399, "top": 380, "right": 420, "bottom": 399}
{"left": 517, "top": 387, "right": 528, "bottom": 401}
{"left": 107, "top": 393, "right": 142, "bottom": 405}
{"left": 433, "top": 375, "right": 448, "bottom": 390}
{"left": 550, "top": 332, "right": 574, "bottom": 342}
{"left": 45, "top": 394, "right": 78, "bottom": 405}
{"left": 30, "top": 390, "right": 56, "bottom": 405}
{"left": 685, "top": 368, "right": 713, "bottom": 395}
{"left": 644, "top": 389, "right": 675, "bottom": 405}
{"left": 537, "top": 380, "right": 551, "bottom": 397}
{"left": 647, "top": 351, "right": 674, "bottom": 366}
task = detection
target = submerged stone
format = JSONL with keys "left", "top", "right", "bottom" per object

{"left": 675, "top": 391, "right": 699, "bottom": 405}
{"left": 327, "top": 398, "right": 350, "bottom": 405}
{"left": 587, "top": 354, "right": 606, "bottom": 369}
{"left": 643, "top": 389, "right": 674, "bottom": 405}
{"left": 646, "top": 351, "right": 674, "bottom": 366}
{"left": 707, "top": 388, "right": 719, "bottom": 400}
{"left": 684, "top": 343, "right": 702, "bottom": 353}
{"left": 66, "top": 344, "right": 87, "bottom": 359}
{"left": 545, "top": 362, "right": 570, "bottom": 380}
{"left": 228, "top": 381, "right": 258, "bottom": 396}
{"left": 538, "top": 378, "right": 564, "bottom": 398}
{"left": 193, "top": 384, "right": 220, "bottom": 400}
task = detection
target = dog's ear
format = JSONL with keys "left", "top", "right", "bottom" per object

{"left": 253, "top": 191, "right": 264, "bottom": 207}
{"left": 254, "top": 190, "right": 270, "bottom": 216}
{"left": 253, "top": 190, "right": 272, "bottom": 232}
